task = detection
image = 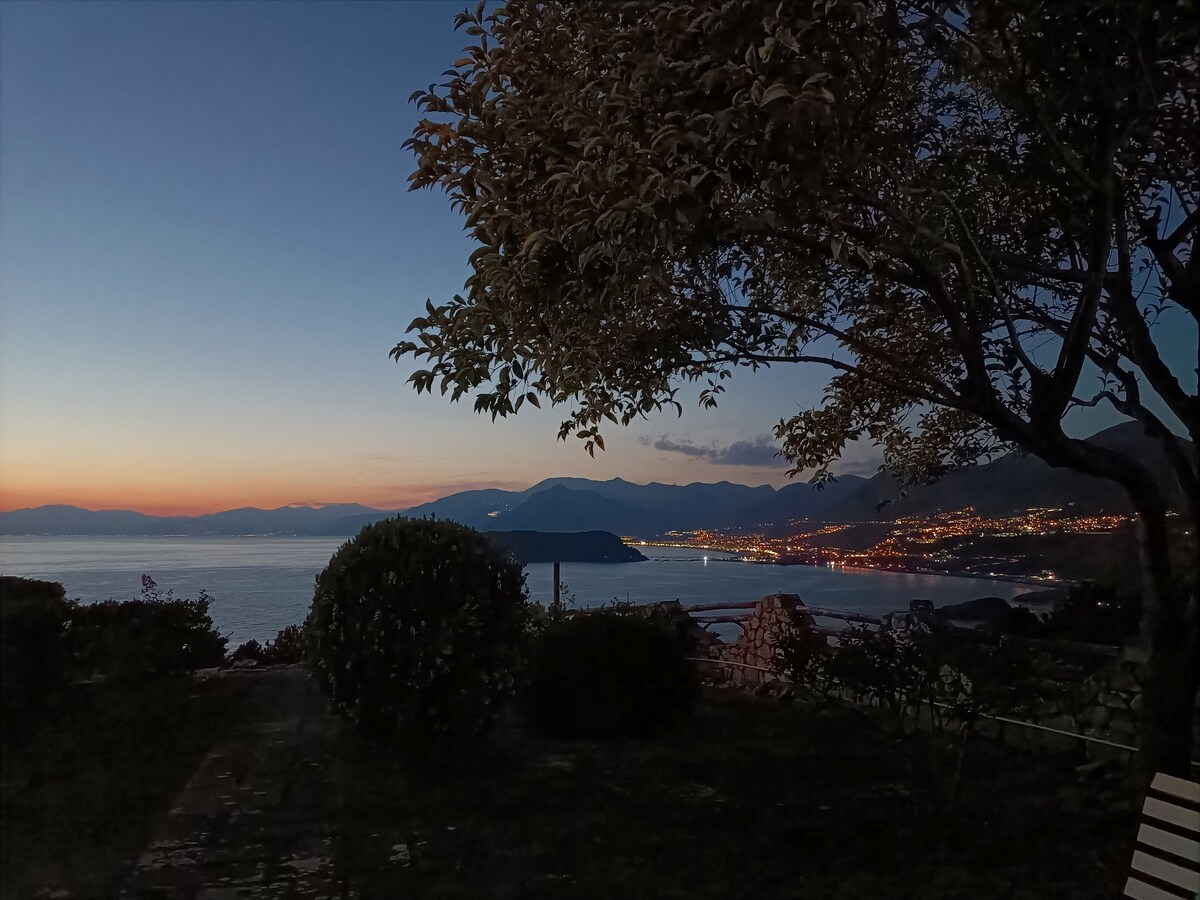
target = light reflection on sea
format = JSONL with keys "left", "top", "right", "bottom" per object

{"left": 0, "top": 537, "right": 1028, "bottom": 646}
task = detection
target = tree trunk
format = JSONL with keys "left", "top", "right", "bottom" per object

{"left": 1131, "top": 506, "right": 1200, "bottom": 783}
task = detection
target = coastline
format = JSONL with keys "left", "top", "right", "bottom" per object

{"left": 628, "top": 542, "right": 1063, "bottom": 591}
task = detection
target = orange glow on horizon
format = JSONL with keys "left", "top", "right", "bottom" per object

{"left": 0, "top": 442, "right": 542, "bottom": 516}
{"left": 0, "top": 479, "right": 512, "bottom": 517}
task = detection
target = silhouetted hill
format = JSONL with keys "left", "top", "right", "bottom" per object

{"left": 0, "top": 504, "right": 394, "bottom": 536}
{"left": 526, "top": 477, "right": 774, "bottom": 529}
{"left": 399, "top": 488, "right": 524, "bottom": 530}
{"left": 484, "top": 530, "right": 646, "bottom": 563}
{"left": 2, "top": 424, "right": 1186, "bottom": 536}
{"left": 740, "top": 476, "right": 870, "bottom": 527}
{"left": 826, "top": 422, "right": 1188, "bottom": 521}
{"left": 0, "top": 505, "right": 191, "bottom": 535}
{"left": 489, "top": 485, "right": 668, "bottom": 535}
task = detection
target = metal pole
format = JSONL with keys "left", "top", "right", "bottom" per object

{"left": 553, "top": 561, "right": 560, "bottom": 607}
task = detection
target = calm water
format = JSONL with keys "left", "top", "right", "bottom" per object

{"left": 0, "top": 536, "right": 1028, "bottom": 645}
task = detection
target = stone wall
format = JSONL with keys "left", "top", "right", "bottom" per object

{"left": 672, "top": 597, "right": 1196, "bottom": 762}
{"left": 976, "top": 655, "right": 1200, "bottom": 762}
{"left": 1015, "top": 657, "right": 1144, "bottom": 759}
{"left": 712, "top": 593, "right": 823, "bottom": 687}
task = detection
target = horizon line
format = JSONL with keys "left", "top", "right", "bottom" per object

{"left": 0, "top": 474, "right": 827, "bottom": 518}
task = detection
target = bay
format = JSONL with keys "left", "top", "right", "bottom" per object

{"left": 0, "top": 536, "right": 1029, "bottom": 645}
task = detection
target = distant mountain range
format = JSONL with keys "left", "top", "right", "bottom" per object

{"left": 1, "top": 423, "right": 1186, "bottom": 538}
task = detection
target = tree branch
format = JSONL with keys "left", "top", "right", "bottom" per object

{"left": 1115, "top": 205, "right": 1200, "bottom": 440}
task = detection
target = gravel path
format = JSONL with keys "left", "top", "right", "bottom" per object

{"left": 121, "top": 667, "right": 345, "bottom": 900}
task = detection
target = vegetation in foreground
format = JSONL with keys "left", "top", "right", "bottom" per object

{"left": 306, "top": 516, "right": 533, "bottom": 744}
{"left": 331, "top": 689, "right": 1134, "bottom": 900}
{"left": 0, "top": 675, "right": 246, "bottom": 899}
{"left": 0, "top": 671, "right": 1136, "bottom": 900}
{"left": 397, "top": 0, "right": 1199, "bottom": 780}
{"left": 0, "top": 541, "right": 1147, "bottom": 898}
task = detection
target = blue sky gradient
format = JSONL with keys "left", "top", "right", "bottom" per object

{"left": 1, "top": 2, "right": 1186, "bottom": 514}
{"left": 1, "top": 2, "right": 836, "bottom": 513}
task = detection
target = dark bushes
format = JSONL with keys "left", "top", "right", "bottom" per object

{"left": 68, "top": 593, "right": 227, "bottom": 679}
{"left": 1039, "top": 583, "right": 1141, "bottom": 646}
{"left": 265, "top": 623, "right": 307, "bottom": 664}
{"left": 228, "top": 639, "right": 268, "bottom": 664}
{"left": 776, "top": 624, "right": 1045, "bottom": 839}
{"left": 1, "top": 577, "right": 73, "bottom": 723}
{"left": 2, "top": 574, "right": 225, "bottom": 734}
{"left": 3, "top": 574, "right": 228, "bottom": 719}
{"left": 306, "top": 517, "right": 531, "bottom": 744}
{"left": 524, "top": 611, "right": 699, "bottom": 738}
{"left": 228, "top": 624, "right": 308, "bottom": 666}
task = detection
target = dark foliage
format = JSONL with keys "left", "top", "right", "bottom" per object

{"left": 396, "top": 0, "right": 1200, "bottom": 779}
{"left": 0, "top": 575, "right": 67, "bottom": 607}
{"left": 524, "top": 611, "right": 699, "bottom": 738}
{"left": 229, "top": 639, "right": 268, "bottom": 664}
{"left": 67, "top": 577, "right": 226, "bottom": 679}
{"left": 1039, "top": 583, "right": 1142, "bottom": 647}
{"left": 777, "top": 623, "right": 1045, "bottom": 840}
{"left": 265, "top": 623, "right": 307, "bottom": 664}
{"left": 3, "top": 576, "right": 227, "bottom": 727}
{"left": 306, "top": 517, "right": 531, "bottom": 744}
{"left": 228, "top": 624, "right": 309, "bottom": 666}
{"left": 1, "top": 675, "right": 244, "bottom": 898}
{"left": 0, "top": 577, "right": 73, "bottom": 728}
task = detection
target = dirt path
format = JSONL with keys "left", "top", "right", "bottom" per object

{"left": 121, "top": 667, "right": 345, "bottom": 900}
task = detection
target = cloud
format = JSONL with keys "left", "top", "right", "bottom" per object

{"left": 709, "top": 436, "right": 783, "bottom": 466}
{"left": 650, "top": 436, "right": 710, "bottom": 459}
{"left": 647, "top": 434, "right": 785, "bottom": 467}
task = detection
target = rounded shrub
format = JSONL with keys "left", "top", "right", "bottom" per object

{"left": 524, "top": 611, "right": 699, "bottom": 738}
{"left": 306, "top": 517, "right": 531, "bottom": 744}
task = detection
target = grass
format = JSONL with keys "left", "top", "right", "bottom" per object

{"left": 0, "top": 674, "right": 247, "bottom": 899}
{"left": 329, "top": 689, "right": 1136, "bottom": 900}
{"left": 0, "top": 673, "right": 1137, "bottom": 899}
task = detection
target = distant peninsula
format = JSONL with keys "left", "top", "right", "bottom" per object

{"left": 484, "top": 530, "right": 646, "bottom": 564}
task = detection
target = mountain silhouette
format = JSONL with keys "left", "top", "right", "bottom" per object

{"left": 825, "top": 422, "right": 1188, "bottom": 521}
{"left": 1, "top": 423, "right": 1186, "bottom": 537}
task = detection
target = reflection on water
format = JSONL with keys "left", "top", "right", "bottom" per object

{"left": 0, "top": 537, "right": 1028, "bottom": 646}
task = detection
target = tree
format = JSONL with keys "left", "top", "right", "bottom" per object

{"left": 394, "top": 0, "right": 1199, "bottom": 777}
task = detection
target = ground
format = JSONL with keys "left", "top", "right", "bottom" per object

{"left": 1, "top": 666, "right": 1136, "bottom": 899}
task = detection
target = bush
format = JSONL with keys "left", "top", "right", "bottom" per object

{"left": 1040, "top": 582, "right": 1141, "bottom": 646}
{"left": 229, "top": 639, "right": 268, "bottom": 665}
{"left": 1, "top": 577, "right": 73, "bottom": 727}
{"left": 227, "top": 625, "right": 308, "bottom": 666}
{"left": 524, "top": 611, "right": 699, "bottom": 738}
{"left": 265, "top": 623, "right": 307, "bottom": 664}
{"left": 68, "top": 577, "right": 227, "bottom": 679}
{"left": 777, "top": 624, "right": 1045, "bottom": 842}
{"left": 306, "top": 517, "right": 531, "bottom": 744}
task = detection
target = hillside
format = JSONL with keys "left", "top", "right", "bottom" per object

{"left": 0, "top": 503, "right": 392, "bottom": 537}
{"left": 2, "top": 423, "right": 1187, "bottom": 537}
{"left": 484, "top": 530, "right": 646, "bottom": 564}
{"left": 821, "top": 422, "right": 1185, "bottom": 522}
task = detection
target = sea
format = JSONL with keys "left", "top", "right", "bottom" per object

{"left": 0, "top": 536, "right": 1030, "bottom": 646}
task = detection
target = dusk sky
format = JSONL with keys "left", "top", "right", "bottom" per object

{"left": 0, "top": 2, "right": 1170, "bottom": 515}
{"left": 0, "top": 1, "right": 837, "bottom": 515}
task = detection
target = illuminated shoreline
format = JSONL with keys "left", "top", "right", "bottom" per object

{"left": 625, "top": 542, "right": 1059, "bottom": 587}
{"left": 624, "top": 507, "right": 1134, "bottom": 588}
